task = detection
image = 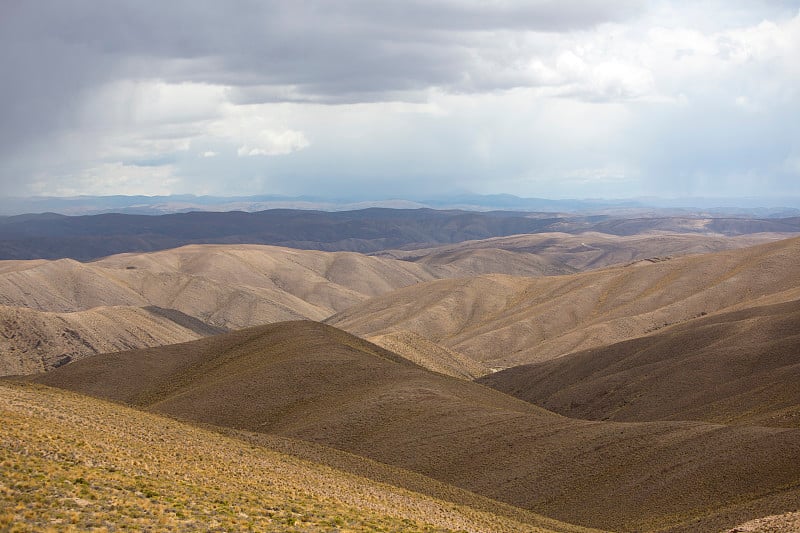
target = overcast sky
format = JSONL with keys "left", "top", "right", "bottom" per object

{"left": 1, "top": 0, "right": 798, "bottom": 200}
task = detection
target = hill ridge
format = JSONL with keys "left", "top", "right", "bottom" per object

{"left": 330, "top": 235, "right": 800, "bottom": 368}
{"left": 479, "top": 298, "right": 800, "bottom": 428}
{"left": 29, "top": 320, "right": 800, "bottom": 532}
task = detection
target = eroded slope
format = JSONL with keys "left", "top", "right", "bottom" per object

{"left": 331, "top": 236, "right": 800, "bottom": 367}
{"left": 479, "top": 299, "right": 800, "bottom": 427}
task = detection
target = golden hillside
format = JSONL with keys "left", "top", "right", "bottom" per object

{"left": 1, "top": 381, "right": 587, "bottom": 533}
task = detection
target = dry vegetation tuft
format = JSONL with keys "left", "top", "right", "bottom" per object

{"left": 0, "top": 381, "right": 580, "bottom": 533}
{"left": 724, "top": 511, "right": 800, "bottom": 532}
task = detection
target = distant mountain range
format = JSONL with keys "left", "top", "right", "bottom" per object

{"left": 1, "top": 207, "right": 800, "bottom": 260}
{"left": 2, "top": 193, "right": 799, "bottom": 216}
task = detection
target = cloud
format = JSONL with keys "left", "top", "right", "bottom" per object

{"left": 30, "top": 163, "right": 180, "bottom": 197}
{"left": 236, "top": 130, "right": 310, "bottom": 157}
{"left": 0, "top": 1, "right": 797, "bottom": 201}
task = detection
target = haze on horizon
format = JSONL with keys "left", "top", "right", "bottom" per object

{"left": 1, "top": 1, "right": 798, "bottom": 204}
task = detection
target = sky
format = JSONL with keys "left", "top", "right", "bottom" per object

{"left": 1, "top": 0, "right": 799, "bottom": 201}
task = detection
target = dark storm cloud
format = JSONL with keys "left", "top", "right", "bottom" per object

{"left": 9, "top": 1, "right": 797, "bottom": 202}
{"left": 0, "top": 0, "right": 641, "bottom": 194}
{"left": 1, "top": 0, "right": 642, "bottom": 108}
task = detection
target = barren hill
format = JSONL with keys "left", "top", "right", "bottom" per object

{"left": 0, "top": 304, "right": 226, "bottom": 376}
{"left": 366, "top": 330, "right": 490, "bottom": 379}
{"left": 31, "top": 321, "right": 800, "bottom": 532}
{"left": 3, "top": 232, "right": 778, "bottom": 377}
{"left": 330, "top": 236, "right": 800, "bottom": 368}
{"left": 480, "top": 299, "right": 800, "bottom": 428}
{"left": 0, "top": 244, "right": 446, "bottom": 375}
{"left": 378, "top": 231, "right": 786, "bottom": 273}
{"left": 590, "top": 216, "right": 800, "bottom": 236}
{"left": 0, "top": 244, "right": 438, "bottom": 320}
{"left": 4, "top": 233, "right": 777, "bottom": 318}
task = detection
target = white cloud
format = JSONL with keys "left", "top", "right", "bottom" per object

{"left": 236, "top": 130, "right": 309, "bottom": 157}
{"left": 31, "top": 163, "right": 179, "bottom": 196}
{"left": 201, "top": 151, "right": 218, "bottom": 158}
{"left": 86, "top": 80, "right": 227, "bottom": 127}
{"left": 783, "top": 154, "right": 800, "bottom": 176}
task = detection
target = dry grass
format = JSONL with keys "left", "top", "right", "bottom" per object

{"left": 724, "top": 511, "right": 800, "bottom": 532}
{"left": 28, "top": 320, "right": 800, "bottom": 532}
{"left": 0, "top": 381, "right": 572, "bottom": 533}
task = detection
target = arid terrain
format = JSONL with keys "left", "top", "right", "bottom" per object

{"left": 1, "top": 213, "right": 799, "bottom": 532}
{"left": 479, "top": 299, "right": 800, "bottom": 427}
{"left": 331, "top": 236, "right": 800, "bottom": 369}
{"left": 5, "top": 0, "right": 800, "bottom": 529}
{"left": 2, "top": 380, "right": 585, "bottom": 533}
{"left": 0, "top": 232, "right": 789, "bottom": 375}
{"left": 25, "top": 321, "right": 800, "bottom": 532}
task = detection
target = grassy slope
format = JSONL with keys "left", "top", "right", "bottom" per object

{"left": 1, "top": 381, "right": 585, "bottom": 533}
{"left": 31, "top": 321, "right": 800, "bottom": 532}
{"left": 724, "top": 511, "right": 800, "bottom": 532}
{"left": 479, "top": 299, "right": 800, "bottom": 428}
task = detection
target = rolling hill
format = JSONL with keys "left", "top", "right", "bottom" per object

{"left": 0, "top": 244, "right": 444, "bottom": 375}
{"left": 0, "top": 245, "right": 438, "bottom": 319}
{"left": 377, "top": 231, "right": 786, "bottom": 273}
{"left": 3, "top": 232, "right": 783, "bottom": 377}
{"left": 29, "top": 320, "right": 800, "bottom": 532}
{"left": 479, "top": 298, "right": 800, "bottom": 428}
{"left": 0, "top": 304, "right": 226, "bottom": 376}
{"left": 1, "top": 380, "right": 583, "bottom": 533}
{"left": 329, "top": 236, "right": 800, "bottom": 368}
